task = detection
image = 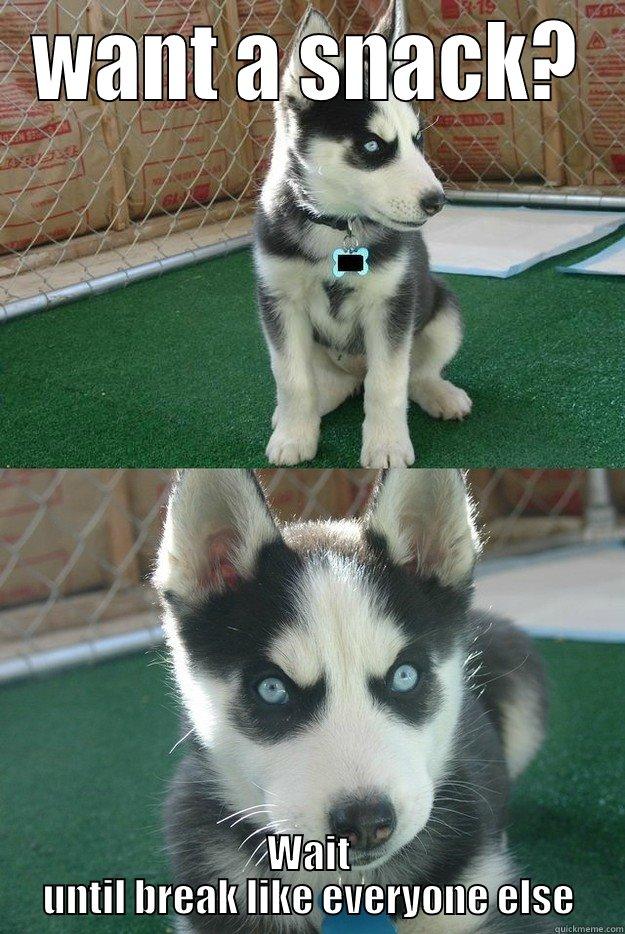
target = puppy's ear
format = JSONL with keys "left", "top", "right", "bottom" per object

{"left": 365, "top": 469, "right": 480, "bottom": 588}
{"left": 154, "top": 470, "right": 280, "bottom": 601}
{"left": 373, "top": 0, "right": 407, "bottom": 46}
{"left": 282, "top": 8, "right": 337, "bottom": 105}
{"left": 372, "top": 0, "right": 408, "bottom": 77}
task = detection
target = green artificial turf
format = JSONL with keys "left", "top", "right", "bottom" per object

{"left": 2, "top": 227, "right": 625, "bottom": 467}
{"left": 2, "top": 640, "right": 624, "bottom": 930}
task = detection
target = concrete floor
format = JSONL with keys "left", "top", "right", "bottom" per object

{"left": 476, "top": 544, "right": 625, "bottom": 641}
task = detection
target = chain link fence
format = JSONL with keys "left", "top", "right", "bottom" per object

{"left": 1, "top": 0, "right": 624, "bottom": 317}
{"left": 0, "top": 468, "right": 623, "bottom": 683}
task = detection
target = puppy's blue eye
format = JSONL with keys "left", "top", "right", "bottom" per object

{"left": 363, "top": 139, "right": 380, "bottom": 153}
{"left": 257, "top": 677, "right": 289, "bottom": 705}
{"left": 390, "top": 664, "right": 419, "bottom": 693}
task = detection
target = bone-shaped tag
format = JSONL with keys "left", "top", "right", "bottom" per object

{"left": 332, "top": 247, "right": 369, "bottom": 278}
{"left": 321, "top": 906, "right": 396, "bottom": 931}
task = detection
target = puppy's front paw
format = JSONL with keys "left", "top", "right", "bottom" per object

{"left": 410, "top": 378, "right": 472, "bottom": 421}
{"left": 266, "top": 423, "right": 319, "bottom": 465}
{"left": 360, "top": 424, "right": 415, "bottom": 467}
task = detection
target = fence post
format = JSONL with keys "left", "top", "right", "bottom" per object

{"left": 584, "top": 469, "right": 618, "bottom": 540}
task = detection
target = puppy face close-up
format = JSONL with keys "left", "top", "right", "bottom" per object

{"left": 155, "top": 469, "right": 479, "bottom": 871}
{"left": 278, "top": 7, "right": 445, "bottom": 229}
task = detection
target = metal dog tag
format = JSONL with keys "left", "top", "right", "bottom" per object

{"left": 332, "top": 247, "right": 369, "bottom": 278}
{"left": 321, "top": 906, "right": 396, "bottom": 931}
{"left": 319, "top": 885, "right": 396, "bottom": 932}
{"left": 332, "top": 217, "right": 369, "bottom": 278}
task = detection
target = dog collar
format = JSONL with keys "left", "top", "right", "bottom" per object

{"left": 301, "top": 207, "right": 356, "bottom": 232}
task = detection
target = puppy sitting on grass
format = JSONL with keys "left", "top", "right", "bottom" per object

{"left": 254, "top": 0, "right": 472, "bottom": 467}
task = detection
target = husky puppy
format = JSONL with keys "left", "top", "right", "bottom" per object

{"left": 254, "top": 0, "right": 472, "bottom": 467}
{"left": 156, "top": 469, "right": 548, "bottom": 933}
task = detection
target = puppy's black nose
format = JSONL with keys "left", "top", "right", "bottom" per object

{"left": 420, "top": 189, "right": 446, "bottom": 216}
{"left": 329, "top": 796, "right": 396, "bottom": 851}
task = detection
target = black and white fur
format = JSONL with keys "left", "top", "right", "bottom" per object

{"left": 254, "top": 1, "right": 472, "bottom": 467}
{"left": 156, "top": 469, "right": 548, "bottom": 933}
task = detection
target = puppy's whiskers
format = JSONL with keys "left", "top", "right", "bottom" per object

{"left": 239, "top": 819, "right": 289, "bottom": 850}
{"left": 216, "top": 803, "right": 277, "bottom": 826}
{"left": 244, "top": 837, "right": 273, "bottom": 870}
{"left": 168, "top": 728, "right": 193, "bottom": 755}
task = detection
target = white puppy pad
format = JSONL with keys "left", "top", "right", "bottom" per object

{"left": 475, "top": 546, "right": 625, "bottom": 642}
{"left": 423, "top": 204, "right": 625, "bottom": 278}
{"left": 560, "top": 234, "right": 625, "bottom": 276}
